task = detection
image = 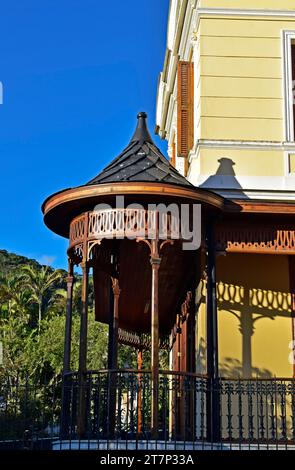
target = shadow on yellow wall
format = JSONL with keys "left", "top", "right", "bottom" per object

{"left": 217, "top": 254, "right": 292, "bottom": 379}
{"left": 200, "top": 157, "right": 247, "bottom": 193}
{"left": 196, "top": 254, "right": 293, "bottom": 378}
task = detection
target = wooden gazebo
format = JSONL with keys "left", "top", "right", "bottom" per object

{"left": 42, "top": 112, "right": 224, "bottom": 439}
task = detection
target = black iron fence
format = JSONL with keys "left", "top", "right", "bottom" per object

{"left": 0, "top": 376, "right": 61, "bottom": 449}
{"left": 219, "top": 378, "right": 295, "bottom": 443}
{"left": 60, "top": 370, "right": 207, "bottom": 443}
{"left": 0, "top": 371, "right": 295, "bottom": 450}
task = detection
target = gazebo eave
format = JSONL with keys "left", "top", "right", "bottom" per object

{"left": 42, "top": 181, "right": 225, "bottom": 238}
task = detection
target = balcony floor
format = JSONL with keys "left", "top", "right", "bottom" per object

{"left": 52, "top": 439, "right": 295, "bottom": 451}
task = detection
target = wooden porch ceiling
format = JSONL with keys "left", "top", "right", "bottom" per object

{"left": 93, "top": 238, "right": 197, "bottom": 335}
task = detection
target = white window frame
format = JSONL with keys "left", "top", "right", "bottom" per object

{"left": 283, "top": 31, "right": 295, "bottom": 142}
{"left": 285, "top": 151, "right": 295, "bottom": 175}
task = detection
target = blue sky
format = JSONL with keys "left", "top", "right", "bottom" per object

{"left": 0, "top": 0, "right": 169, "bottom": 269}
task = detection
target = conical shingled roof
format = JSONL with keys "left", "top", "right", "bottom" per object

{"left": 86, "top": 112, "right": 192, "bottom": 188}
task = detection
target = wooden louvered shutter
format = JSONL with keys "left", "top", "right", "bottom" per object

{"left": 177, "top": 61, "right": 194, "bottom": 174}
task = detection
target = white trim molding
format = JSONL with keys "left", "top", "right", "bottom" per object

{"left": 197, "top": 8, "right": 295, "bottom": 19}
{"left": 285, "top": 151, "right": 295, "bottom": 175}
{"left": 196, "top": 139, "right": 285, "bottom": 149}
{"left": 207, "top": 189, "right": 295, "bottom": 202}
{"left": 188, "top": 140, "right": 295, "bottom": 161}
{"left": 282, "top": 31, "right": 295, "bottom": 142}
{"left": 192, "top": 174, "right": 295, "bottom": 196}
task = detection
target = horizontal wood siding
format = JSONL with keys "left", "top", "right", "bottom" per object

{"left": 198, "top": 16, "right": 289, "bottom": 141}
{"left": 201, "top": 117, "right": 283, "bottom": 141}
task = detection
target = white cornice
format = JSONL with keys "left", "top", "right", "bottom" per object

{"left": 187, "top": 136, "right": 295, "bottom": 167}
{"left": 179, "top": 1, "right": 195, "bottom": 60}
{"left": 193, "top": 140, "right": 295, "bottom": 152}
{"left": 197, "top": 8, "right": 295, "bottom": 19}
{"left": 206, "top": 188, "right": 295, "bottom": 202}
{"left": 191, "top": 174, "right": 295, "bottom": 193}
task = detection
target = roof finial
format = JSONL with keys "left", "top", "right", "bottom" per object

{"left": 130, "top": 111, "right": 153, "bottom": 143}
{"left": 137, "top": 111, "right": 147, "bottom": 119}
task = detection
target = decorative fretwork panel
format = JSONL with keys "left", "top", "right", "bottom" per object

{"left": 216, "top": 226, "right": 295, "bottom": 254}
{"left": 118, "top": 328, "right": 150, "bottom": 351}
{"left": 88, "top": 209, "right": 150, "bottom": 240}
{"left": 118, "top": 328, "right": 169, "bottom": 351}
{"left": 69, "top": 215, "right": 85, "bottom": 246}
{"left": 69, "top": 208, "right": 182, "bottom": 255}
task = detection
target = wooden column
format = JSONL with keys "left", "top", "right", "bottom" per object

{"left": 206, "top": 219, "right": 220, "bottom": 442}
{"left": 107, "top": 277, "right": 120, "bottom": 437}
{"left": 77, "top": 260, "right": 89, "bottom": 438}
{"left": 150, "top": 240, "right": 161, "bottom": 438}
{"left": 187, "top": 289, "right": 196, "bottom": 441}
{"left": 61, "top": 258, "right": 74, "bottom": 438}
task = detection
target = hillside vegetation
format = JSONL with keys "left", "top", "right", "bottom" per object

{"left": 0, "top": 250, "right": 126, "bottom": 383}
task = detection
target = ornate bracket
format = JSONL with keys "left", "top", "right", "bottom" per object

{"left": 136, "top": 237, "right": 174, "bottom": 261}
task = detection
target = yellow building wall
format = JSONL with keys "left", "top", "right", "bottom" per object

{"left": 199, "top": 148, "right": 284, "bottom": 178}
{"left": 195, "top": 278, "right": 207, "bottom": 374}
{"left": 216, "top": 253, "right": 293, "bottom": 378}
{"left": 200, "top": 0, "right": 295, "bottom": 9}
{"left": 197, "top": 14, "right": 295, "bottom": 142}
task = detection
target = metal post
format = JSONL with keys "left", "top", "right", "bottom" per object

{"left": 61, "top": 258, "right": 74, "bottom": 438}
{"left": 188, "top": 290, "right": 196, "bottom": 441}
{"left": 137, "top": 349, "right": 143, "bottom": 434}
{"left": 206, "top": 219, "right": 220, "bottom": 442}
{"left": 107, "top": 277, "right": 115, "bottom": 370}
{"left": 63, "top": 259, "right": 74, "bottom": 373}
{"left": 150, "top": 239, "right": 161, "bottom": 439}
{"left": 108, "top": 278, "right": 120, "bottom": 369}
{"left": 107, "top": 277, "right": 120, "bottom": 437}
{"left": 77, "top": 260, "right": 89, "bottom": 438}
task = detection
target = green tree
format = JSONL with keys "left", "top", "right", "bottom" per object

{"left": 0, "top": 274, "right": 16, "bottom": 317}
{"left": 53, "top": 280, "right": 82, "bottom": 315}
{"left": 18, "top": 265, "right": 64, "bottom": 335}
{"left": 24, "top": 310, "right": 108, "bottom": 382}
{"left": 0, "top": 314, "right": 30, "bottom": 380}
{"left": 0, "top": 274, "right": 31, "bottom": 322}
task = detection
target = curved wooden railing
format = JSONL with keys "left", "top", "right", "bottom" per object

{"left": 69, "top": 208, "right": 181, "bottom": 249}
{"left": 69, "top": 210, "right": 295, "bottom": 255}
